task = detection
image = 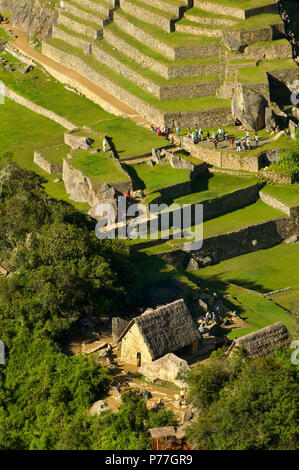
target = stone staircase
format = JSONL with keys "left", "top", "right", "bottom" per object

{"left": 43, "top": 0, "right": 297, "bottom": 127}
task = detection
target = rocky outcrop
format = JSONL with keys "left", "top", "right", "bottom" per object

{"left": 139, "top": 353, "right": 190, "bottom": 387}
{"left": 0, "top": 0, "right": 58, "bottom": 39}
{"left": 232, "top": 83, "right": 268, "bottom": 130}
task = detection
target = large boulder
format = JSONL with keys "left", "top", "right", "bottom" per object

{"left": 89, "top": 400, "right": 108, "bottom": 416}
{"left": 232, "top": 84, "right": 268, "bottom": 130}
{"left": 139, "top": 353, "right": 190, "bottom": 387}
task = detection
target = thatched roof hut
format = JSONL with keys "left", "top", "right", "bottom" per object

{"left": 149, "top": 425, "right": 190, "bottom": 450}
{"left": 228, "top": 322, "right": 290, "bottom": 358}
{"left": 119, "top": 299, "right": 199, "bottom": 364}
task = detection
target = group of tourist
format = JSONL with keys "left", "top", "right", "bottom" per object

{"left": 185, "top": 126, "right": 259, "bottom": 151}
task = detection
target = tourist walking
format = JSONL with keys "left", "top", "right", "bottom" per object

{"left": 198, "top": 324, "right": 204, "bottom": 344}
{"left": 176, "top": 126, "right": 180, "bottom": 136}
{"left": 214, "top": 138, "right": 218, "bottom": 149}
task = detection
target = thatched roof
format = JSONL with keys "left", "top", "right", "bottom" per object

{"left": 112, "top": 317, "right": 130, "bottom": 343}
{"left": 149, "top": 423, "right": 188, "bottom": 439}
{"left": 228, "top": 322, "right": 290, "bottom": 358}
{"left": 119, "top": 299, "right": 199, "bottom": 361}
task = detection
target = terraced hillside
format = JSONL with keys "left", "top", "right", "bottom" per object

{"left": 40, "top": 0, "right": 297, "bottom": 128}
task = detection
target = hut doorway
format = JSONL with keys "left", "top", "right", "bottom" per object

{"left": 137, "top": 352, "right": 141, "bottom": 367}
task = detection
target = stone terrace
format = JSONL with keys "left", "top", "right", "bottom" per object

{"left": 42, "top": 0, "right": 297, "bottom": 127}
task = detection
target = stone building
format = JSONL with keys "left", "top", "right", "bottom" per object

{"left": 117, "top": 299, "right": 200, "bottom": 365}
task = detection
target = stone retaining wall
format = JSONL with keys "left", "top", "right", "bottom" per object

{"left": 163, "top": 107, "right": 232, "bottom": 129}
{"left": 62, "top": 1, "right": 108, "bottom": 28}
{"left": 58, "top": 13, "right": 102, "bottom": 40}
{"left": 42, "top": 41, "right": 231, "bottom": 128}
{"left": 120, "top": 0, "right": 176, "bottom": 33}
{"left": 113, "top": 12, "right": 220, "bottom": 60}
{"left": 195, "top": 1, "right": 278, "bottom": 20}
{"left": 34, "top": 150, "right": 63, "bottom": 174}
{"left": 154, "top": 215, "right": 298, "bottom": 269}
{"left": 261, "top": 170, "right": 295, "bottom": 185}
{"left": 52, "top": 25, "right": 91, "bottom": 52}
{"left": 259, "top": 190, "right": 298, "bottom": 217}
{"left": 180, "top": 138, "right": 261, "bottom": 172}
{"left": 5, "top": 86, "right": 76, "bottom": 130}
{"left": 4, "top": 43, "right": 35, "bottom": 66}
{"left": 244, "top": 41, "right": 292, "bottom": 60}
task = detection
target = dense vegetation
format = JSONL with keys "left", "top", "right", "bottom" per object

{"left": 0, "top": 158, "right": 178, "bottom": 449}
{"left": 184, "top": 349, "right": 298, "bottom": 450}
{"left": 268, "top": 129, "right": 299, "bottom": 180}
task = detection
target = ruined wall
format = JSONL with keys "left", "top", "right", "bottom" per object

{"left": 259, "top": 190, "right": 298, "bottom": 217}
{"left": 5, "top": 86, "right": 75, "bottom": 130}
{"left": 180, "top": 138, "right": 261, "bottom": 172}
{"left": 34, "top": 150, "right": 62, "bottom": 174}
{"left": 121, "top": 323, "right": 152, "bottom": 365}
{"left": 0, "top": 0, "right": 58, "bottom": 39}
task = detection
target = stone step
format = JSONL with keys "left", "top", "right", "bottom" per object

{"left": 184, "top": 7, "right": 237, "bottom": 26}
{"left": 119, "top": 0, "right": 178, "bottom": 33}
{"left": 113, "top": 10, "right": 220, "bottom": 61}
{"left": 65, "top": 0, "right": 116, "bottom": 16}
{"left": 175, "top": 19, "right": 224, "bottom": 37}
{"left": 93, "top": 40, "right": 220, "bottom": 99}
{"left": 42, "top": 38, "right": 231, "bottom": 128}
{"left": 193, "top": 0, "right": 278, "bottom": 20}
{"left": 140, "top": 0, "right": 191, "bottom": 17}
{"left": 53, "top": 23, "right": 93, "bottom": 52}
{"left": 61, "top": 0, "right": 110, "bottom": 25}
{"left": 103, "top": 24, "right": 220, "bottom": 79}
{"left": 58, "top": 12, "right": 103, "bottom": 39}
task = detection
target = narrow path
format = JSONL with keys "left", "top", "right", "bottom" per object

{"left": 1, "top": 25, "right": 146, "bottom": 125}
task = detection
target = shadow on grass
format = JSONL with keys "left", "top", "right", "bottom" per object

{"left": 123, "top": 164, "right": 146, "bottom": 191}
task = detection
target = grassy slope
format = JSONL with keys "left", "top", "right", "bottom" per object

{"left": 0, "top": 97, "right": 89, "bottom": 211}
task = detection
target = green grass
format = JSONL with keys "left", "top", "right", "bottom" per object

{"left": 126, "top": 161, "right": 190, "bottom": 194}
{"left": 172, "top": 172, "right": 259, "bottom": 206}
{"left": 238, "top": 58, "right": 297, "bottom": 84}
{"left": 90, "top": 118, "right": 166, "bottom": 160}
{"left": 171, "top": 199, "right": 284, "bottom": 244}
{"left": 114, "top": 9, "right": 221, "bottom": 48}
{"left": 0, "top": 50, "right": 166, "bottom": 159}
{"left": 37, "top": 144, "right": 70, "bottom": 164}
{"left": 0, "top": 28, "right": 10, "bottom": 41}
{"left": 0, "top": 52, "right": 111, "bottom": 126}
{"left": 260, "top": 184, "right": 299, "bottom": 208}
{"left": 70, "top": 150, "right": 130, "bottom": 190}
{"left": 0, "top": 97, "right": 89, "bottom": 211}
{"left": 229, "top": 294, "right": 294, "bottom": 338}
{"left": 194, "top": 243, "right": 299, "bottom": 293}
{"left": 199, "top": 0, "right": 279, "bottom": 9}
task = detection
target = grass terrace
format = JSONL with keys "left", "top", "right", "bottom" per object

{"left": 0, "top": 97, "right": 89, "bottom": 211}
{"left": 125, "top": 161, "right": 191, "bottom": 194}
{"left": 90, "top": 118, "right": 166, "bottom": 160}
{"left": 237, "top": 58, "right": 298, "bottom": 84}
{"left": 69, "top": 149, "right": 130, "bottom": 192}
{"left": 171, "top": 172, "right": 259, "bottom": 206}
{"left": 260, "top": 183, "right": 299, "bottom": 208}
{"left": 37, "top": 143, "right": 70, "bottom": 164}
{"left": 114, "top": 9, "right": 221, "bottom": 48}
